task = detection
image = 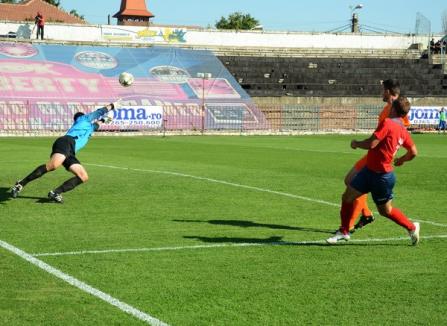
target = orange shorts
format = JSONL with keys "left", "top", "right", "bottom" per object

{"left": 354, "top": 155, "right": 367, "bottom": 171}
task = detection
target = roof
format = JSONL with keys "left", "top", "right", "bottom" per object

{"left": 0, "top": 0, "right": 86, "bottom": 24}
{"left": 113, "top": 0, "right": 154, "bottom": 18}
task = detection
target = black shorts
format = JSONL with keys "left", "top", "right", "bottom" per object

{"left": 51, "top": 135, "right": 80, "bottom": 170}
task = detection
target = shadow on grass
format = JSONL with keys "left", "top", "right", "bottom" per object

{"left": 0, "top": 187, "right": 50, "bottom": 204}
{"left": 185, "top": 235, "right": 284, "bottom": 244}
{"left": 0, "top": 187, "right": 11, "bottom": 204}
{"left": 35, "top": 197, "right": 53, "bottom": 204}
{"left": 184, "top": 235, "right": 328, "bottom": 247}
{"left": 184, "top": 234, "right": 406, "bottom": 247}
{"left": 174, "top": 219, "right": 333, "bottom": 234}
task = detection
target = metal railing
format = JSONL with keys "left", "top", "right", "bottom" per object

{"left": 0, "top": 102, "right": 433, "bottom": 135}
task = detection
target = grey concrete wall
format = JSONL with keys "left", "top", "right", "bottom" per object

{"left": 253, "top": 96, "right": 447, "bottom": 107}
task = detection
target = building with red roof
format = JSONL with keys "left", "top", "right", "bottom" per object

{"left": 0, "top": 0, "right": 85, "bottom": 24}
{"left": 113, "top": 0, "right": 155, "bottom": 26}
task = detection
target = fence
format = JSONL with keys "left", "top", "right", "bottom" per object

{"left": 0, "top": 102, "right": 376, "bottom": 135}
{"left": 0, "top": 102, "right": 439, "bottom": 135}
{"left": 259, "top": 104, "right": 384, "bottom": 132}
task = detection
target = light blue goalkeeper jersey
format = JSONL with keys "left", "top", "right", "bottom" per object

{"left": 66, "top": 107, "right": 107, "bottom": 152}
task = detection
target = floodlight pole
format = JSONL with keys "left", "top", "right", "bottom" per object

{"left": 350, "top": 4, "right": 363, "bottom": 33}
{"left": 197, "top": 72, "right": 212, "bottom": 134}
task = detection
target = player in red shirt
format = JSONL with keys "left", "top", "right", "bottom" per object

{"left": 341, "top": 79, "right": 411, "bottom": 234}
{"left": 327, "top": 96, "right": 420, "bottom": 245}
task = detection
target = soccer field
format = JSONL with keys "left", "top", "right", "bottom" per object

{"left": 1, "top": 135, "right": 446, "bottom": 325}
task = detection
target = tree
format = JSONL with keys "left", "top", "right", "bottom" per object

{"left": 43, "top": 0, "right": 60, "bottom": 7}
{"left": 69, "top": 9, "right": 84, "bottom": 21}
{"left": 215, "top": 12, "right": 260, "bottom": 30}
{"left": 0, "top": 0, "right": 17, "bottom": 3}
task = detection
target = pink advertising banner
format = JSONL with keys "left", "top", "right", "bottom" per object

{"left": 0, "top": 42, "right": 268, "bottom": 131}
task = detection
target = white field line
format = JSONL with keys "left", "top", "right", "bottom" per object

{"left": 0, "top": 240, "right": 168, "bottom": 326}
{"left": 86, "top": 163, "right": 339, "bottom": 207}
{"left": 32, "top": 234, "right": 447, "bottom": 257}
{"left": 414, "top": 219, "right": 447, "bottom": 227}
{"left": 86, "top": 163, "right": 447, "bottom": 227}
{"left": 245, "top": 146, "right": 447, "bottom": 159}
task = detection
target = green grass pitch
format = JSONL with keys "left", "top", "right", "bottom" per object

{"left": 1, "top": 135, "right": 446, "bottom": 325}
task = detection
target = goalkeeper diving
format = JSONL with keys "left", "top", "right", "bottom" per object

{"left": 10, "top": 102, "right": 119, "bottom": 203}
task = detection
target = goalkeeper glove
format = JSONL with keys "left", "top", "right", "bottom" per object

{"left": 99, "top": 115, "right": 113, "bottom": 124}
{"left": 111, "top": 98, "right": 123, "bottom": 110}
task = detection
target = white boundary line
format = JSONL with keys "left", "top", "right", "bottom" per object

{"left": 86, "top": 163, "right": 338, "bottom": 207}
{"left": 32, "top": 234, "right": 447, "bottom": 257}
{"left": 86, "top": 163, "right": 447, "bottom": 227}
{"left": 0, "top": 239, "right": 169, "bottom": 326}
{"left": 414, "top": 219, "right": 447, "bottom": 227}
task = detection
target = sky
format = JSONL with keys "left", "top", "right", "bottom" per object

{"left": 59, "top": 0, "right": 447, "bottom": 34}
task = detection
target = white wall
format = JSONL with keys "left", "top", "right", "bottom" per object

{"left": 0, "top": 21, "right": 434, "bottom": 49}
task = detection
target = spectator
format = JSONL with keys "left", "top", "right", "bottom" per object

{"left": 434, "top": 40, "right": 441, "bottom": 54}
{"left": 439, "top": 107, "right": 446, "bottom": 133}
{"left": 430, "top": 38, "right": 436, "bottom": 53}
{"left": 34, "top": 12, "right": 45, "bottom": 40}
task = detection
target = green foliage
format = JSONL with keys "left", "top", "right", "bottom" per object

{"left": 69, "top": 9, "right": 84, "bottom": 21}
{"left": 43, "top": 0, "right": 60, "bottom": 6}
{"left": 215, "top": 11, "right": 260, "bottom": 30}
{"left": 0, "top": 0, "right": 17, "bottom": 3}
{"left": 1, "top": 135, "right": 446, "bottom": 325}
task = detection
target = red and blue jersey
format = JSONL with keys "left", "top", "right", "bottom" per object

{"left": 366, "top": 118, "right": 414, "bottom": 173}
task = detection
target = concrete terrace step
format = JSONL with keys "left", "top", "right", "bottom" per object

{"left": 0, "top": 37, "right": 424, "bottom": 60}
{"left": 206, "top": 46, "right": 423, "bottom": 59}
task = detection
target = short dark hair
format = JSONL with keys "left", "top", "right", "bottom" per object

{"left": 382, "top": 79, "right": 400, "bottom": 96}
{"left": 392, "top": 96, "right": 411, "bottom": 117}
{"left": 73, "top": 112, "right": 85, "bottom": 122}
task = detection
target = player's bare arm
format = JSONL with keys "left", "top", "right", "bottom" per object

{"left": 350, "top": 135, "right": 379, "bottom": 150}
{"left": 394, "top": 144, "right": 417, "bottom": 166}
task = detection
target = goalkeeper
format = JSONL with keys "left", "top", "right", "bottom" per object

{"left": 10, "top": 102, "right": 117, "bottom": 203}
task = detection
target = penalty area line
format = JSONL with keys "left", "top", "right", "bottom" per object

{"left": 0, "top": 239, "right": 169, "bottom": 326}
{"left": 32, "top": 234, "right": 447, "bottom": 257}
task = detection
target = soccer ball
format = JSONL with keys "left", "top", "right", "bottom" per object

{"left": 118, "top": 72, "right": 134, "bottom": 87}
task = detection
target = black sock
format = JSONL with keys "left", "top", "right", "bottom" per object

{"left": 54, "top": 176, "right": 83, "bottom": 194}
{"left": 20, "top": 164, "right": 48, "bottom": 186}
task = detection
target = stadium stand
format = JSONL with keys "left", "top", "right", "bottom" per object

{"left": 218, "top": 48, "right": 447, "bottom": 97}
{"left": 0, "top": 21, "right": 445, "bottom": 133}
{"left": 0, "top": 40, "right": 445, "bottom": 133}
